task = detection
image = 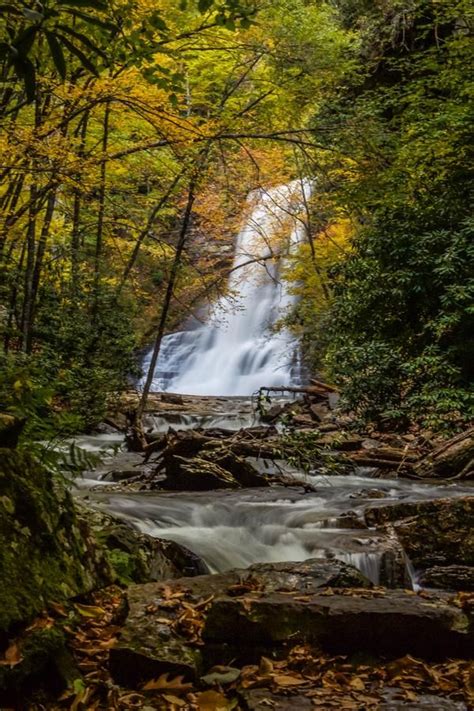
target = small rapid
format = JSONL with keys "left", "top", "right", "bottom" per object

{"left": 84, "top": 451, "right": 473, "bottom": 585}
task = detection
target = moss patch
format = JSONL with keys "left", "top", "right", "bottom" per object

{"left": 0, "top": 449, "right": 112, "bottom": 634}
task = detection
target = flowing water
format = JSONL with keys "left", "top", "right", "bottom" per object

{"left": 141, "top": 179, "right": 311, "bottom": 395}
{"left": 78, "top": 422, "right": 472, "bottom": 585}
{"left": 78, "top": 180, "right": 471, "bottom": 587}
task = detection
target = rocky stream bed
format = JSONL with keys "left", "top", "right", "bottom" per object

{"left": 1, "top": 388, "right": 473, "bottom": 709}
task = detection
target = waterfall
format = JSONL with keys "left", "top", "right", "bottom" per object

{"left": 141, "top": 179, "right": 312, "bottom": 396}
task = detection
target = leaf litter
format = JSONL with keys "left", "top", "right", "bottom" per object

{"left": 13, "top": 585, "right": 474, "bottom": 710}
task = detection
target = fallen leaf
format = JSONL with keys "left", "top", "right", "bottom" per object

{"left": 195, "top": 690, "right": 235, "bottom": 710}
{"left": 273, "top": 674, "right": 307, "bottom": 687}
{"left": 0, "top": 641, "right": 23, "bottom": 667}
{"left": 142, "top": 673, "right": 192, "bottom": 691}
{"left": 349, "top": 676, "right": 365, "bottom": 690}
{"left": 259, "top": 657, "right": 274, "bottom": 675}
{"left": 162, "top": 693, "right": 187, "bottom": 706}
{"left": 74, "top": 603, "right": 106, "bottom": 618}
{"left": 201, "top": 666, "right": 241, "bottom": 685}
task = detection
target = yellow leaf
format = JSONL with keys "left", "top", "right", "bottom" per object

{"left": 259, "top": 657, "right": 274, "bottom": 675}
{"left": 195, "top": 690, "right": 234, "bottom": 711}
{"left": 349, "top": 676, "right": 365, "bottom": 690}
{"left": 74, "top": 603, "right": 106, "bottom": 618}
{"left": 273, "top": 674, "right": 307, "bottom": 687}
{"left": 162, "top": 693, "right": 187, "bottom": 706}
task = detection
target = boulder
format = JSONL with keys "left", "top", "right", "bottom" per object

{"left": 161, "top": 455, "right": 241, "bottom": 490}
{"left": 418, "top": 566, "right": 474, "bottom": 592}
{"left": 365, "top": 497, "right": 474, "bottom": 589}
{"left": 77, "top": 502, "right": 209, "bottom": 582}
{"left": 0, "top": 449, "right": 113, "bottom": 634}
{"left": 109, "top": 559, "right": 370, "bottom": 687}
{"left": 203, "top": 589, "right": 473, "bottom": 659}
{"left": 260, "top": 403, "right": 288, "bottom": 423}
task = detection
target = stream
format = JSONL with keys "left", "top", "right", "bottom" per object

{"left": 75, "top": 180, "right": 471, "bottom": 589}
{"left": 75, "top": 399, "right": 472, "bottom": 587}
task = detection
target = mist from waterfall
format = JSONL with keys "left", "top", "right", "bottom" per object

{"left": 142, "top": 179, "right": 311, "bottom": 396}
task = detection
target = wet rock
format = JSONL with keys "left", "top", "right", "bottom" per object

{"left": 76, "top": 502, "right": 208, "bottom": 582}
{"left": 110, "top": 624, "right": 201, "bottom": 687}
{"left": 161, "top": 393, "right": 185, "bottom": 405}
{"left": 260, "top": 403, "right": 287, "bottom": 423}
{"left": 241, "top": 689, "right": 467, "bottom": 711}
{"left": 245, "top": 559, "right": 372, "bottom": 591}
{"left": 350, "top": 488, "right": 387, "bottom": 499}
{"left": 365, "top": 497, "right": 474, "bottom": 582}
{"left": 101, "top": 469, "right": 140, "bottom": 482}
{"left": 94, "top": 421, "right": 122, "bottom": 435}
{"left": 109, "top": 559, "right": 370, "bottom": 686}
{"left": 203, "top": 589, "right": 473, "bottom": 659}
{"left": 160, "top": 539, "right": 209, "bottom": 577}
{"left": 161, "top": 455, "right": 241, "bottom": 490}
{"left": 335, "top": 511, "right": 368, "bottom": 529}
{"left": 380, "top": 691, "right": 467, "bottom": 709}
{"left": 418, "top": 566, "right": 474, "bottom": 591}
{"left": 396, "top": 499, "right": 473, "bottom": 569}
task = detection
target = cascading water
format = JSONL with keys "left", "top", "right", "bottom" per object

{"left": 141, "top": 179, "right": 311, "bottom": 395}
{"left": 77, "top": 177, "right": 471, "bottom": 591}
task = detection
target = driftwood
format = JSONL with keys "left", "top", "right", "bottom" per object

{"left": 151, "top": 428, "right": 316, "bottom": 492}
{"left": 415, "top": 427, "right": 474, "bottom": 479}
{"left": 259, "top": 385, "right": 331, "bottom": 397}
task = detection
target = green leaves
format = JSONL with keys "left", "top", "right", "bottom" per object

{"left": 45, "top": 31, "right": 66, "bottom": 80}
{"left": 0, "top": 0, "right": 116, "bottom": 100}
{"left": 56, "top": 33, "right": 99, "bottom": 76}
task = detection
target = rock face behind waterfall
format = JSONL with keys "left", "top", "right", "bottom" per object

{"left": 141, "top": 180, "right": 312, "bottom": 396}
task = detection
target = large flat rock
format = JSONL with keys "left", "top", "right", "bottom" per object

{"left": 203, "top": 589, "right": 473, "bottom": 659}
{"left": 109, "top": 559, "right": 370, "bottom": 686}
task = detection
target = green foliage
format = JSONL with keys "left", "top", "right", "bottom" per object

{"left": 33, "top": 285, "right": 139, "bottom": 430}
{"left": 0, "top": 0, "right": 116, "bottom": 101}
{"left": 295, "top": 0, "right": 474, "bottom": 432}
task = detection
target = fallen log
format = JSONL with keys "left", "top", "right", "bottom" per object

{"left": 349, "top": 455, "right": 415, "bottom": 471}
{"left": 415, "top": 427, "right": 474, "bottom": 479}
{"left": 259, "top": 385, "right": 328, "bottom": 397}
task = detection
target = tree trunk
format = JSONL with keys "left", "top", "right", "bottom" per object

{"left": 93, "top": 101, "right": 111, "bottom": 309}
{"left": 71, "top": 110, "right": 90, "bottom": 292}
{"left": 130, "top": 166, "right": 203, "bottom": 450}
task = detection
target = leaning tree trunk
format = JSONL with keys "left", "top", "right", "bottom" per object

{"left": 130, "top": 175, "right": 199, "bottom": 450}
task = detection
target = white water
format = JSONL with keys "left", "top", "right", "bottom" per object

{"left": 88, "top": 471, "right": 473, "bottom": 585}
{"left": 142, "top": 179, "right": 311, "bottom": 395}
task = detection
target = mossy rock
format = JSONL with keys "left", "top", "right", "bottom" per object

{"left": 0, "top": 449, "right": 113, "bottom": 634}
{"left": 76, "top": 501, "right": 209, "bottom": 583}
